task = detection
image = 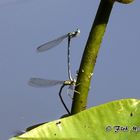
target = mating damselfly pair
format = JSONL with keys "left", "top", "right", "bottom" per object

{"left": 29, "top": 29, "right": 80, "bottom": 114}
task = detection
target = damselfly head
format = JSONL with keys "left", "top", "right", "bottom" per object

{"left": 73, "top": 28, "right": 80, "bottom": 37}
{"left": 63, "top": 80, "right": 72, "bottom": 85}
{"left": 69, "top": 28, "right": 80, "bottom": 38}
{"left": 63, "top": 79, "right": 76, "bottom": 86}
{"left": 76, "top": 28, "right": 80, "bottom": 36}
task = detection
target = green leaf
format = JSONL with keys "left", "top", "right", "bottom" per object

{"left": 10, "top": 98, "right": 140, "bottom": 140}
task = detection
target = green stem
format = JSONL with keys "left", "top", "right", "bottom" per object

{"left": 71, "top": 0, "right": 114, "bottom": 114}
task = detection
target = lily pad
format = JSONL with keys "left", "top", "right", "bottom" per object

{"left": 10, "top": 98, "right": 140, "bottom": 140}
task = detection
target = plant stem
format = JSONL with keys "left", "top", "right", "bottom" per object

{"left": 71, "top": 0, "right": 114, "bottom": 114}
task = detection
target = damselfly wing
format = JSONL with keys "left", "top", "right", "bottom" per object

{"left": 37, "top": 29, "right": 80, "bottom": 52}
{"left": 29, "top": 78, "right": 64, "bottom": 88}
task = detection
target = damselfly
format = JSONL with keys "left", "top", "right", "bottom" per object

{"left": 28, "top": 77, "right": 76, "bottom": 114}
{"left": 37, "top": 29, "right": 80, "bottom": 81}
